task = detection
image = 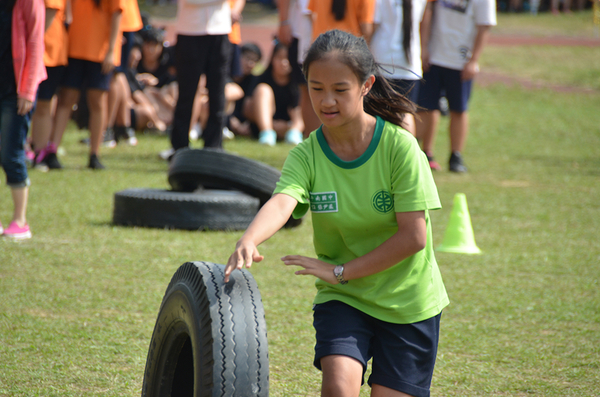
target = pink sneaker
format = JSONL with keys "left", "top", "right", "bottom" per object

{"left": 3, "top": 222, "right": 32, "bottom": 240}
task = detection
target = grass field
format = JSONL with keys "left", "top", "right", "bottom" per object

{"left": 1, "top": 11, "right": 600, "bottom": 397}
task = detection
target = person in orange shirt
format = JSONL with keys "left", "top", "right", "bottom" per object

{"left": 49, "top": 0, "right": 124, "bottom": 169}
{"left": 104, "top": 0, "right": 142, "bottom": 146}
{"left": 308, "top": 0, "right": 375, "bottom": 43}
{"left": 29, "top": 0, "right": 68, "bottom": 170}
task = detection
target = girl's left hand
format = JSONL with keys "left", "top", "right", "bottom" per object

{"left": 102, "top": 52, "right": 115, "bottom": 75}
{"left": 281, "top": 255, "right": 338, "bottom": 284}
{"left": 17, "top": 97, "right": 33, "bottom": 115}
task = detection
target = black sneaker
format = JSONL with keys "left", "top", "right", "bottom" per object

{"left": 114, "top": 126, "right": 138, "bottom": 146}
{"left": 449, "top": 152, "right": 467, "bottom": 173}
{"left": 88, "top": 154, "right": 105, "bottom": 170}
{"left": 44, "top": 152, "right": 63, "bottom": 170}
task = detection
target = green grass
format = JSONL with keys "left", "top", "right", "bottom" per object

{"left": 1, "top": 10, "right": 600, "bottom": 395}
{"left": 494, "top": 10, "right": 599, "bottom": 38}
{"left": 1, "top": 84, "right": 599, "bottom": 396}
{"left": 481, "top": 44, "right": 600, "bottom": 90}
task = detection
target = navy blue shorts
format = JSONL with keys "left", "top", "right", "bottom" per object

{"left": 417, "top": 64, "right": 472, "bottom": 113}
{"left": 390, "top": 78, "right": 420, "bottom": 103}
{"left": 37, "top": 66, "right": 67, "bottom": 100}
{"left": 62, "top": 58, "right": 111, "bottom": 91}
{"left": 313, "top": 300, "right": 441, "bottom": 397}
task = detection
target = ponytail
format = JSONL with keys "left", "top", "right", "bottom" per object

{"left": 401, "top": 0, "right": 413, "bottom": 63}
{"left": 331, "top": 0, "right": 346, "bottom": 21}
{"left": 364, "top": 71, "right": 416, "bottom": 128}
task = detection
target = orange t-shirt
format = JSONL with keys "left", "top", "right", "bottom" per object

{"left": 308, "top": 0, "right": 375, "bottom": 40}
{"left": 120, "top": 0, "right": 142, "bottom": 32}
{"left": 68, "top": 0, "right": 125, "bottom": 65}
{"left": 228, "top": 0, "right": 241, "bottom": 45}
{"left": 44, "top": 0, "right": 68, "bottom": 67}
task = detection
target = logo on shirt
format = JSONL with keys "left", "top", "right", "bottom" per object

{"left": 310, "top": 192, "right": 338, "bottom": 213}
{"left": 440, "top": 0, "right": 470, "bottom": 13}
{"left": 372, "top": 190, "right": 394, "bottom": 214}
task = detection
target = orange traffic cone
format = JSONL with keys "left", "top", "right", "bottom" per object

{"left": 436, "top": 193, "right": 482, "bottom": 254}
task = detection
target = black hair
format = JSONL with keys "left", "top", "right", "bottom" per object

{"left": 331, "top": 0, "right": 346, "bottom": 21}
{"left": 140, "top": 26, "right": 165, "bottom": 44}
{"left": 4, "top": 0, "right": 16, "bottom": 10}
{"left": 93, "top": 0, "right": 101, "bottom": 8}
{"left": 240, "top": 42, "right": 262, "bottom": 62}
{"left": 263, "top": 40, "right": 288, "bottom": 77}
{"left": 302, "top": 29, "right": 415, "bottom": 127}
{"left": 402, "top": 0, "right": 413, "bottom": 63}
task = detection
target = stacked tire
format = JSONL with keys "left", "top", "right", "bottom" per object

{"left": 113, "top": 148, "right": 302, "bottom": 230}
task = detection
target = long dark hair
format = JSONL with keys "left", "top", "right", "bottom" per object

{"left": 303, "top": 29, "right": 415, "bottom": 127}
{"left": 331, "top": 0, "right": 346, "bottom": 21}
{"left": 402, "top": 0, "right": 413, "bottom": 63}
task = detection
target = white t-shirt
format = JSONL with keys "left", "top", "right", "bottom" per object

{"left": 289, "top": 0, "right": 312, "bottom": 63}
{"left": 428, "top": 0, "right": 496, "bottom": 71}
{"left": 176, "top": 0, "right": 232, "bottom": 36}
{"left": 371, "top": 0, "right": 427, "bottom": 80}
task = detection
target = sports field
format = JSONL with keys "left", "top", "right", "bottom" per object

{"left": 0, "top": 8, "right": 599, "bottom": 397}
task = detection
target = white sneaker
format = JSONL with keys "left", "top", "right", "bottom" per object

{"left": 223, "top": 127, "right": 235, "bottom": 140}
{"left": 189, "top": 124, "right": 201, "bottom": 141}
{"left": 159, "top": 147, "right": 175, "bottom": 161}
{"left": 285, "top": 129, "right": 303, "bottom": 145}
{"left": 0, "top": 221, "right": 3, "bottom": 235}
{"left": 258, "top": 130, "right": 277, "bottom": 146}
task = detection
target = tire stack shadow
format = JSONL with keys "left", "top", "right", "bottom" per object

{"left": 112, "top": 148, "right": 303, "bottom": 230}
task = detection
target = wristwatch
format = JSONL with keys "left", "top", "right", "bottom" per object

{"left": 333, "top": 265, "right": 348, "bottom": 285}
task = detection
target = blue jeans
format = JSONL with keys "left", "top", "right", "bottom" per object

{"left": 0, "top": 93, "right": 31, "bottom": 188}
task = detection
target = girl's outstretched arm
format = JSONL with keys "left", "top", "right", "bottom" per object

{"left": 224, "top": 193, "right": 298, "bottom": 282}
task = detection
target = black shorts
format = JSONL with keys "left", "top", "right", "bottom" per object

{"left": 37, "top": 66, "right": 67, "bottom": 100}
{"left": 390, "top": 78, "right": 420, "bottom": 103}
{"left": 62, "top": 58, "right": 112, "bottom": 91}
{"left": 417, "top": 64, "right": 473, "bottom": 113}
{"left": 313, "top": 300, "right": 441, "bottom": 397}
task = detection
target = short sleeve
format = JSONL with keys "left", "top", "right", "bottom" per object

{"left": 358, "top": 0, "right": 376, "bottom": 24}
{"left": 274, "top": 145, "right": 312, "bottom": 219}
{"left": 474, "top": 0, "right": 497, "bottom": 26}
{"left": 390, "top": 131, "right": 441, "bottom": 213}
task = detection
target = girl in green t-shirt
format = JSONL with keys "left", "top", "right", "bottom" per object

{"left": 225, "top": 29, "right": 448, "bottom": 397}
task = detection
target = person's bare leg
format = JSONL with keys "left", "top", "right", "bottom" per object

{"left": 30, "top": 98, "right": 55, "bottom": 151}
{"left": 87, "top": 88, "right": 108, "bottom": 156}
{"left": 106, "top": 74, "right": 121, "bottom": 130}
{"left": 320, "top": 355, "right": 363, "bottom": 397}
{"left": 416, "top": 110, "right": 440, "bottom": 154}
{"left": 402, "top": 113, "right": 416, "bottom": 137}
{"left": 249, "top": 83, "right": 276, "bottom": 131}
{"left": 50, "top": 87, "right": 80, "bottom": 147}
{"left": 371, "top": 384, "right": 414, "bottom": 397}
{"left": 449, "top": 110, "right": 468, "bottom": 153}
{"left": 10, "top": 186, "right": 29, "bottom": 227}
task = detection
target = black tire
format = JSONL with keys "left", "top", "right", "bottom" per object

{"left": 168, "top": 149, "right": 280, "bottom": 205}
{"left": 168, "top": 149, "right": 303, "bottom": 228}
{"left": 142, "top": 261, "right": 269, "bottom": 397}
{"left": 113, "top": 188, "right": 259, "bottom": 231}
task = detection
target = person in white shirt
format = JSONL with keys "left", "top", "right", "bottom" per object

{"left": 371, "top": 0, "right": 428, "bottom": 136}
{"left": 170, "top": 0, "right": 232, "bottom": 155}
{"left": 416, "top": 0, "right": 496, "bottom": 172}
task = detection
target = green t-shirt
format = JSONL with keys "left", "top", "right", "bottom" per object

{"left": 274, "top": 116, "right": 449, "bottom": 324}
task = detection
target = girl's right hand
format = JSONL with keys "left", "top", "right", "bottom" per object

{"left": 224, "top": 240, "right": 264, "bottom": 283}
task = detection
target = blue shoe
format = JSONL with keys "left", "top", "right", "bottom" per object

{"left": 284, "top": 129, "right": 303, "bottom": 145}
{"left": 258, "top": 130, "right": 277, "bottom": 146}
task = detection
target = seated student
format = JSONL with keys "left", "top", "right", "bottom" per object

{"left": 242, "top": 41, "right": 304, "bottom": 146}
{"left": 127, "top": 26, "right": 177, "bottom": 130}
{"left": 228, "top": 42, "right": 262, "bottom": 137}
